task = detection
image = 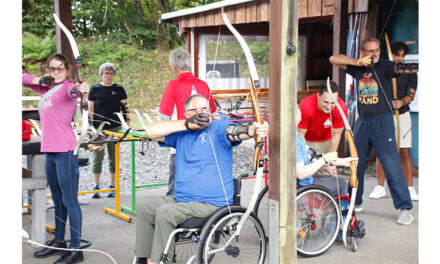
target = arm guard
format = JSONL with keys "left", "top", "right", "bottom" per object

{"left": 121, "top": 102, "right": 130, "bottom": 122}
{"left": 395, "top": 63, "right": 418, "bottom": 74}
{"left": 70, "top": 86, "right": 80, "bottom": 98}
{"left": 226, "top": 123, "right": 253, "bottom": 142}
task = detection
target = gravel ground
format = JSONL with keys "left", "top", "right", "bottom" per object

{"left": 80, "top": 140, "right": 256, "bottom": 195}
{"left": 25, "top": 139, "right": 256, "bottom": 196}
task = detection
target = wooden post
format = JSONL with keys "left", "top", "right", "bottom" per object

{"left": 54, "top": 0, "right": 74, "bottom": 65}
{"left": 269, "top": 0, "right": 298, "bottom": 263}
{"left": 332, "top": 0, "right": 348, "bottom": 157}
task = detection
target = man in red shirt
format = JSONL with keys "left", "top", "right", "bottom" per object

{"left": 158, "top": 48, "right": 216, "bottom": 195}
{"left": 298, "top": 81, "right": 348, "bottom": 175}
{"left": 158, "top": 48, "right": 216, "bottom": 120}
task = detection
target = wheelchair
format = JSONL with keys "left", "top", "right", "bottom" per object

{"left": 134, "top": 174, "right": 267, "bottom": 264}
{"left": 254, "top": 183, "right": 365, "bottom": 257}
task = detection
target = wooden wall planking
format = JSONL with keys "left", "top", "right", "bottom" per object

{"left": 173, "top": 0, "right": 368, "bottom": 35}
{"left": 196, "top": 13, "right": 205, "bottom": 27}
{"left": 308, "top": 0, "right": 322, "bottom": 17}
{"left": 257, "top": 0, "right": 270, "bottom": 22}
{"left": 225, "top": 6, "right": 236, "bottom": 24}
{"left": 235, "top": 3, "right": 247, "bottom": 24}
{"left": 322, "top": 0, "right": 335, "bottom": 16}
{"left": 206, "top": 10, "right": 215, "bottom": 26}
{"left": 214, "top": 8, "right": 222, "bottom": 26}
{"left": 245, "top": 0, "right": 257, "bottom": 23}
{"left": 356, "top": 0, "right": 369, "bottom": 12}
{"left": 299, "top": 0, "right": 308, "bottom": 18}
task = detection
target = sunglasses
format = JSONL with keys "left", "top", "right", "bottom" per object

{"left": 48, "top": 66, "right": 67, "bottom": 73}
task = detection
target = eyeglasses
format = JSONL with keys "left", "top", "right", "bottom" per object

{"left": 48, "top": 66, "right": 66, "bottom": 73}
{"left": 363, "top": 48, "right": 380, "bottom": 53}
{"left": 103, "top": 72, "right": 115, "bottom": 76}
{"left": 186, "top": 106, "right": 212, "bottom": 113}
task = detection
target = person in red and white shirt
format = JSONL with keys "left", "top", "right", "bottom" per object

{"left": 158, "top": 48, "right": 216, "bottom": 195}
{"left": 298, "top": 81, "right": 348, "bottom": 175}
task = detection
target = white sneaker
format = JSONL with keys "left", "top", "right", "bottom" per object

{"left": 397, "top": 209, "right": 414, "bottom": 225}
{"left": 408, "top": 187, "right": 419, "bottom": 201}
{"left": 354, "top": 205, "right": 363, "bottom": 212}
{"left": 369, "top": 185, "right": 386, "bottom": 199}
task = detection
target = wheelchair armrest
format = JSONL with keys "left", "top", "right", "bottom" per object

{"left": 233, "top": 174, "right": 248, "bottom": 205}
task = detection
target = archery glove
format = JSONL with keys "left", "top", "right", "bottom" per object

{"left": 357, "top": 56, "right": 372, "bottom": 66}
{"left": 322, "top": 152, "right": 338, "bottom": 164}
{"left": 185, "top": 113, "right": 210, "bottom": 130}
{"left": 39, "top": 76, "right": 54, "bottom": 86}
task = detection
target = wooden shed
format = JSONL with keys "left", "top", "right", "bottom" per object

{"left": 161, "top": 0, "right": 368, "bottom": 97}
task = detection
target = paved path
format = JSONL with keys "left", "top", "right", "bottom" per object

{"left": 22, "top": 173, "right": 418, "bottom": 264}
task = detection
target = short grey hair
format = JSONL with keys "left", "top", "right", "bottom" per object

{"left": 360, "top": 37, "right": 380, "bottom": 50}
{"left": 169, "top": 48, "right": 191, "bottom": 71}
{"left": 184, "top": 94, "right": 207, "bottom": 110}
{"left": 99, "top": 62, "right": 116, "bottom": 75}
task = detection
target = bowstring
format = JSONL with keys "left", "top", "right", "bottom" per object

{"left": 329, "top": 110, "right": 343, "bottom": 226}
{"left": 206, "top": 25, "right": 233, "bottom": 217}
{"left": 371, "top": 66, "right": 395, "bottom": 115}
{"left": 207, "top": 25, "right": 222, "bottom": 113}
{"left": 207, "top": 127, "right": 232, "bottom": 217}
{"left": 378, "top": 0, "right": 397, "bottom": 42}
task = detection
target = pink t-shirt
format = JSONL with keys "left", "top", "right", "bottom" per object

{"left": 298, "top": 93, "right": 348, "bottom": 142}
{"left": 22, "top": 73, "right": 78, "bottom": 152}
{"left": 159, "top": 72, "right": 216, "bottom": 120}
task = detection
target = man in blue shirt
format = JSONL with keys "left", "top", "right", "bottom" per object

{"left": 135, "top": 94, "right": 269, "bottom": 264}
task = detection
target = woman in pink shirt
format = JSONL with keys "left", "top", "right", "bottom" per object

{"left": 22, "top": 53, "right": 89, "bottom": 264}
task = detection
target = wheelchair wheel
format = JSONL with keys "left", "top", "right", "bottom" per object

{"left": 172, "top": 235, "right": 199, "bottom": 263}
{"left": 197, "top": 206, "right": 266, "bottom": 264}
{"left": 296, "top": 185, "right": 340, "bottom": 257}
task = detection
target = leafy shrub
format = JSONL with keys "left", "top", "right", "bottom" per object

{"left": 22, "top": 30, "right": 56, "bottom": 62}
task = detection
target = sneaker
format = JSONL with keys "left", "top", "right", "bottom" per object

{"left": 397, "top": 209, "right": 414, "bottom": 225}
{"left": 408, "top": 186, "right": 419, "bottom": 201}
{"left": 92, "top": 184, "right": 100, "bottom": 199}
{"left": 369, "top": 185, "right": 386, "bottom": 199}
{"left": 354, "top": 205, "right": 363, "bottom": 212}
{"left": 107, "top": 185, "right": 116, "bottom": 197}
{"left": 34, "top": 239, "right": 67, "bottom": 258}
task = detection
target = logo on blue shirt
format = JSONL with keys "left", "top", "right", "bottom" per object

{"left": 199, "top": 132, "right": 207, "bottom": 143}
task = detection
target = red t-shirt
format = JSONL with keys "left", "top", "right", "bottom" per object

{"left": 159, "top": 72, "right": 216, "bottom": 120}
{"left": 298, "top": 93, "right": 348, "bottom": 142}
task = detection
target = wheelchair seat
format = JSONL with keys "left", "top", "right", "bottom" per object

{"left": 175, "top": 174, "right": 247, "bottom": 230}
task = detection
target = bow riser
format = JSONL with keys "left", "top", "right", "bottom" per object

{"left": 327, "top": 77, "right": 358, "bottom": 247}
{"left": 345, "top": 131, "right": 358, "bottom": 187}
{"left": 384, "top": 33, "right": 400, "bottom": 149}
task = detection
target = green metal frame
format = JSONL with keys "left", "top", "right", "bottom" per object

{"left": 119, "top": 131, "right": 168, "bottom": 215}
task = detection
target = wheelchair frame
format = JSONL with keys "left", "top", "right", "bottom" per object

{"left": 255, "top": 183, "right": 365, "bottom": 257}
{"left": 134, "top": 175, "right": 365, "bottom": 263}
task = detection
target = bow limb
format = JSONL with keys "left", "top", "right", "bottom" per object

{"left": 326, "top": 77, "right": 358, "bottom": 246}
{"left": 221, "top": 7, "right": 265, "bottom": 239}
{"left": 385, "top": 33, "right": 400, "bottom": 149}
{"left": 53, "top": 12, "right": 90, "bottom": 155}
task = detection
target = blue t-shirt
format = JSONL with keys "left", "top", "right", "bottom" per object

{"left": 296, "top": 132, "right": 314, "bottom": 185}
{"left": 159, "top": 118, "right": 240, "bottom": 207}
